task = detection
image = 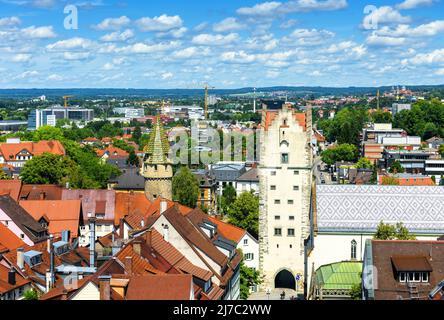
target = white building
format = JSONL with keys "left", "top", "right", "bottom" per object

{"left": 392, "top": 103, "right": 411, "bottom": 115}
{"left": 258, "top": 102, "right": 313, "bottom": 293}
{"left": 235, "top": 167, "right": 259, "bottom": 196}
{"left": 307, "top": 185, "right": 444, "bottom": 296}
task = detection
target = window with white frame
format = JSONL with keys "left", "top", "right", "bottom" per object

{"left": 351, "top": 240, "right": 357, "bottom": 260}
{"left": 399, "top": 272, "right": 429, "bottom": 283}
{"left": 245, "top": 253, "right": 254, "bottom": 261}
{"left": 243, "top": 239, "right": 248, "bottom": 246}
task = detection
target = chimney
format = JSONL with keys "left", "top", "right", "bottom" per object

{"left": 17, "top": 248, "right": 24, "bottom": 270}
{"left": 89, "top": 215, "right": 97, "bottom": 269}
{"left": 132, "top": 240, "right": 141, "bottom": 256}
{"left": 61, "top": 289, "right": 68, "bottom": 300}
{"left": 8, "top": 267, "right": 16, "bottom": 286}
{"left": 49, "top": 235, "right": 55, "bottom": 289}
{"left": 145, "top": 229, "right": 152, "bottom": 248}
{"left": 160, "top": 200, "right": 168, "bottom": 214}
{"left": 124, "top": 256, "right": 133, "bottom": 276}
{"left": 39, "top": 191, "right": 46, "bottom": 200}
{"left": 119, "top": 218, "right": 124, "bottom": 238}
{"left": 163, "top": 225, "right": 169, "bottom": 242}
{"left": 45, "top": 270, "right": 52, "bottom": 292}
{"left": 98, "top": 275, "right": 111, "bottom": 301}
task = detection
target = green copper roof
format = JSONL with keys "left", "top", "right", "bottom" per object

{"left": 143, "top": 116, "right": 170, "bottom": 164}
{"left": 315, "top": 261, "right": 362, "bottom": 290}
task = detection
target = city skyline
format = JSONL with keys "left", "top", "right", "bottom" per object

{"left": 1, "top": 0, "right": 444, "bottom": 89}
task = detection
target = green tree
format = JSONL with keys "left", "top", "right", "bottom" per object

{"left": 32, "top": 126, "right": 64, "bottom": 141}
{"left": 371, "top": 110, "right": 392, "bottom": 124}
{"left": 240, "top": 260, "right": 262, "bottom": 300}
{"left": 355, "top": 157, "right": 373, "bottom": 169}
{"left": 350, "top": 282, "right": 362, "bottom": 300}
{"left": 0, "top": 170, "right": 11, "bottom": 180}
{"left": 381, "top": 176, "right": 400, "bottom": 185}
{"left": 23, "top": 288, "right": 40, "bottom": 300}
{"left": 227, "top": 192, "right": 259, "bottom": 238}
{"left": 321, "top": 144, "right": 359, "bottom": 166}
{"left": 370, "top": 166, "right": 378, "bottom": 185}
{"left": 127, "top": 150, "right": 139, "bottom": 166}
{"left": 389, "top": 160, "right": 405, "bottom": 174}
{"left": 439, "top": 145, "right": 444, "bottom": 158}
{"left": 374, "top": 221, "right": 416, "bottom": 240}
{"left": 21, "top": 153, "right": 69, "bottom": 184}
{"left": 133, "top": 125, "right": 142, "bottom": 145}
{"left": 220, "top": 185, "right": 237, "bottom": 214}
{"left": 173, "top": 166, "right": 200, "bottom": 208}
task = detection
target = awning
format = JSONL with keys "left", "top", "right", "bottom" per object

{"left": 391, "top": 256, "right": 433, "bottom": 272}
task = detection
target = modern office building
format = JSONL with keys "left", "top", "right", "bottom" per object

{"left": 28, "top": 106, "right": 94, "bottom": 130}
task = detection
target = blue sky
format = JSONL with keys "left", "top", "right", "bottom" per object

{"left": 0, "top": 0, "right": 443, "bottom": 88}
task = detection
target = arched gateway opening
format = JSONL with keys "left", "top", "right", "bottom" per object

{"left": 274, "top": 269, "right": 296, "bottom": 290}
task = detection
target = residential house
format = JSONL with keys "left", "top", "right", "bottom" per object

{"left": 19, "top": 200, "right": 84, "bottom": 241}
{"left": 96, "top": 146, "right": 129, "bottom": 167}
{"left": 378, "top": 173, "right": 435, "bottom": 186}
{"left": 192, "top": 169, "right": 218, "bottom": 213}
{"left": 0, "top": 139, "right": 65, "bottom": 168}
{"left": 0, "top": 180, "right": 22, "bottom": 202}
{"left": 363, "top": 240, "right": 444, "bottom": 300}
{"left": 0, "top": 223, "right": 25, "bottom": 254}
{"left": 0, "top": 264, "right": 32, "bottom": 300}
{"left": 108, "top": 167, "right": 145, "bottom": 193}
{"left": 425, "top": 137, "right": 444, "bottom": 150}
{"left": 235, "top": 167, "right": 259, "bottom": 196}
{"left": 211, "top": 163, "right": 246, "bottom": 195}
{"left": 0, "top": 195, "right": 48, "bottom": 246}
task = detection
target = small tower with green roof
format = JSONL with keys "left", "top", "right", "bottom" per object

{"left": 141, "top": 116, "right": 173, "bottom": 201}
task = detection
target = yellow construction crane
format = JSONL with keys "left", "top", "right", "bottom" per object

{"left": 63, "top": 95, "right": 73, "bottom": 108}
{"left": 204, "top": 85, "right": 215, "bottom": 120}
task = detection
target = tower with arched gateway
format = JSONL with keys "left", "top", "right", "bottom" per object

{"left": 258, "top": 101, "right": 313, "bottom": 293}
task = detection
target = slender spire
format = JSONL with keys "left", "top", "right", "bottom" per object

{"left": 143, "top": 116, "right": 170, "bottom": 164}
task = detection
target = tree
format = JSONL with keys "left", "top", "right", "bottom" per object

{"left": 355, "top": 158, "right": 373, "bottom": 169}
{"left": 21, "top": 153, "right": 69, "bottom": 184}
{"left": 374, "top": 221, "right": 416, "bottom": 240}
{"left": 371, "top": 110, "right": 392, "bottom": 124}
{"left": 350, "top": 282, "right": 362, "bottom": 300}
{"left": 321, "top": 144, "right": 359, "bottom": 166}
{"left": 220, "top": 185, "right": 237, "bottom": 215}
{"left": 370, "top": 166, "right": 378, "bottom": 185}
{"left": 389, "top": 160, "right": 405, "bottom": 174}
{"left": 439, "top": 144, "right": 444, "bottom": 158}
{"left": 0, "top": 170, "right": 11, "bottom": 180}
{"left": 127, "top": 150, "right": 139, "bottom": 166}
{"left": 172, "top": 166, "right": 200, "bottom": 208}
{"left": 381, "top": 176, "right": 400, "bottom": 185}
{"left": 23, "top": 288, "right": 40, "bottom": 300}
{"left": 240, "top": 260, "right": 262, "bottom": 300}
{"left": 227, "top": 192, "right": 259, "bottom": 238}
{"left": 133, "top": 125, "right": 142, "bottom": 145}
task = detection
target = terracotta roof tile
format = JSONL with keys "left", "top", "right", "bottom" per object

{"left": 115, "top": 192, "right": 151, "bottom": 225}
{"left": 0, "top": 264, "right": 31, "bottom": 294}
{"left": 125, "top": 274, "right": 192, "bottom": 300}
{"left": 19, "top": 184, "right": 63, "bottom": 201}
{"left": 0, "top": 180, "right": 22, "bottom": 201}
{"left": 0, "top": 223, "right": 25, "bottom": 253}
{"left": 207, "top": 216, "right": 247, "bottom": 244}
{"left": 62, "top": 189, "right": 115, "bottom": 221}
{"left": 115, "top": 243, "right": 161, "bottom": 275}
{"left": 19, "top": 200, "right": 82, "bottom": 238}
{"left": 0, "top": 140, "right": 65, "bottom": 160}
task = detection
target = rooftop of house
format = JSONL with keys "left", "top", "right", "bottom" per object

{"left": 109, "top": 167, "right": 145, "bottom": 190}
{"left": 114, "top": 192, "right": 151, "bottom": 226}
{"left": 0, "top": 223, "right": 25, "bottom": 254}
{"left": 125, "top": 274, "right": 193, "bottom": 300}
{"left": 96, "top": 146, "right": 129, "bottom": 159}
{"left": 0, "top": 264, "right": 30, "bottom": 295}
{"left": 368, "top": 240, "right": 444, "bottom": 300}
{"left": 236, "top": 168, "right": 259, "bottom": 183}
{"left": 19, "top": 184, "right": 64, "bottom": 201}
{"left": 0, "top": 195, "right": 48, "bottom": 244}
{"left": 62, "top": 189, "right": 116, "bottom": 221}
{"left": 0, "top": 140, "right": 65, "bottom": 159}
{"left": 0, "top": 180, "right": 22, "bottom": 201}
{"left": 19, "top": 200, "right": 83, "bottom": 238}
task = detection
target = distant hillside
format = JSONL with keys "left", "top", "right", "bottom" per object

{"left": 0, "top": 85, "right": 443, "bottom": 99}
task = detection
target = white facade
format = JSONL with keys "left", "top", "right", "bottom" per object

{"left": 238, "top": 233, "right": 259, "bottom": 270}
{"left": 235, "top": 180, "right": 259, "bottom": 196}
{"left": 258, "top": 104, "right": 312, "bottom": 292}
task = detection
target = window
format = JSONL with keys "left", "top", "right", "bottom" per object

{"left": 294, "top": 171, "right": 299, "bottom": 175}
{"left": 274, "top": 228, "right": 282, "bottom": 236}
{"left": 281, "top": 153, "right": 289, "bottom": 164}
{"left": 271, "top": 171, "right": 276, "bottom": 176}
{"left": 245, "top": 253, "right": 254, "bottom": 261}
{"left": 413, "top": 272, "right": 421, "bottom": 282}
{"left": 289, "top": 216, "right": 295, "bottom": 221}
{"left": 243, "top": 239, "right": 248, "bottom": 246}
{"left": 288, "top": 200, "right": 294, "bottom": 205}
{"left": 422, "top": 272, "right": 429, "bottom": 283}
{"left": 399, "top": 272, "right": 406, "bottom": 283}
{"left": 274, "top": 216, "right": 281, "bottom": 220}
{"left": 288, "top": 229, "right": 295, "bottom": 237}
{"left": 274, "top": 200, "right": 281, "bottom": 204}
{"left": 271, "top": 185, "right": 276, "bottom": 190}
{"left": 293, "top": 186, "right": 299, "bottom": 191}
{"left": 290, "top": 245, "right": 293, "bottom": 249}
{"left": 20, "top": 234, "right": 24, "bottom": 239}
{"left": 351, "top": 240, "right": 357, "bottom": 260}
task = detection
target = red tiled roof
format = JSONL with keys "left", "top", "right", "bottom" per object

{"left": 0, "top": 140, "right": 65, "bottom": 160}
{"left": 0, "top": 180, "right": 22, "bottom": 201}
{"left": 115, "top": 243, "right": 161, "bottom": 275}
{"left": 207, "top": 216, "right": 246, "bottom": 244}
{"left": 96, "top": 146, "right": 129, "bottom": 159}
{"left": 115, "top": 192, "right": 151, "bottom": 225}
{"left": 19, "top": 184, "right": 63, "bottom": 201}
{"left": 125, "top": 274, "right": 192, "bottom": 300}
{"left": 263, "top": 110, "right": 306, "bottom": 131}
{"left": 0, "top": 223, "right": 25, "bottom": 253}
{"left": 0, "top": 264, "right": 31, "bottom": 294}
{"left": 19, "top": 200, "right": 82, "bottom": 238}
{"left": 62, "top": 189, "right": 115, "bottom": 221}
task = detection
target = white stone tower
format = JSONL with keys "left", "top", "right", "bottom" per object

{"left": 258, "top": 102, "right": 313, "bottom": 293}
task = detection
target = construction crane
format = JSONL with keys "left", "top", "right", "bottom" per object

{"left": 204, "top": 85, "right": 215, "bottom": 120}
{"left": 63, "top": 95, "right": 73, "bottom": 108}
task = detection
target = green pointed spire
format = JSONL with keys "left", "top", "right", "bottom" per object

{"left": 143, "top": 116, "right": 170, "bottom": 164}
